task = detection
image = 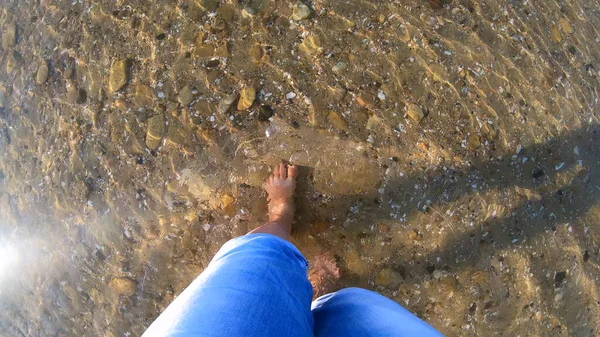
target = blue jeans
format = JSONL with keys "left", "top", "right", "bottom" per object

{"left": 143, "top": 234, "right": 443, "bottom": 337}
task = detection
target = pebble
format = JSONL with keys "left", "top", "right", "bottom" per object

{"left": 36, "top": 60, "right": 49, "bottom": 84}
{"left": 66, "top": 86, "right": 87, "bottom": 104}
{"left": 134, "top": 84, "right": 155, "bottom": 107}
{"left": 217, "top": 93, "right": 238, "bottom": 114}
{"left": 195, "top": 44, "right": 214, "bottom": 58}
{"left": 559, "top": 18, "right": 574, "bottom": 34}
{"left": 108, "top": 59, "right": 129, "bottom": 93}
{"left": 356, "top": 93, "right": 375, "bottom": 108}
{"left": 1, "top": 23, "right": 17, "bottom": 49}
{"left": 292, "top": 1, "right": 311, "bottom": 21}
{"left": 146, "top": 114, "right": 165, "bottom": 150}
{"left": 237, "top": 86, "right": 256, "bottom": 110}
{"left": 285, "top": 92, "right": 297, "bottom": 100}
{"left": 407, "top": 103, "right": 425, "bottom": 123}
{"left": 467, "top": 134, "right": 482, "bottom": 151}
{"left": 215, "top": 44, "right": 230, "bottom": 57}
{"left": 109, "top": 277, "right": 137, "bottom": 297}
{"left": 178, "top": 86, "right": 194, "bottom": 106}
{"left": 299, "top": 35, "right": 322, "bottom": 55}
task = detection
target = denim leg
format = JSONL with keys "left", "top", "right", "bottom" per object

{"left": 143, "top": 234, "right": 314, "bottom": 337}
{"left": 312, "top": 287, "right": 444, "bottom": 337}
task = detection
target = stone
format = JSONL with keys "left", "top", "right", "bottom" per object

{"left": 178, "top": 86, "right": 194, "bottom": 106}
{"left": 221, "top": 194, "right": 236, "bottom": 216}
{"left": 292, "top": 1, "right": 311, "bottom": 21}
{"left": 215, "top": 44, "right": 230, "bottom": 57}
{"left": 109, "top": 277, "right": 136, "bottom": 297}
{"left": 66, "top": 86, "right": 87, "bottom": 104}
{"left": 559, "top": 18, "right": 574, "bottom": 34}
{"left": 205, "top": 69, "right": 221, "bottom": 84}
{"left": 134, "top": 84, "right": 155, "bottom": 107}
{"left": 551, "top": 25, "right": 562, "bottom": 43}
{"left": 146, "top": 114, "right": 165, "bottom": 150}
{"left": 249, "top": 44, "right": 263, "bottom": 63}
{"left": 467, "top": 134, "right": 482, "bottom": 151}
{"left": 2, "top": 23, "right": 17, "bottom": 49}
{"left": 195, "top": 44, "right": 214, "bottom": 58}
{"left": 217, "top": 5, "right": 235, "bottom": 22}
{"left": 356, "top": 94, "right": 375, "bottom": 108}
{"left": 407, "top": 103, "right": 425, "bottom": 123}
{"left": 299, "top": 35, "right": 322, "bottom": 55}
{"left": 328, "top": 111, "right": 349, "bottom": 131}
{"left": 237, "top": 86, "right": 256, "bottom": 110}
{"left": 109, "top": 59, "right": 129, "bottom": 93}
{"left": 36, "top": 60, "right": 49, "bottom": 84}
{"left": 217, "top": 93, "right": 238, "bottom": 114}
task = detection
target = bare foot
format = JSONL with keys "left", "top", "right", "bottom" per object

{"left": 264, "top": 163, "right": 299, "bottom": 227}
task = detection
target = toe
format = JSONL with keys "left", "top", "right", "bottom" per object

{"left": 273, "top": 165, "right": 281, "bottom": 179}
{"left": 280, "top": 163, "right": 288, "bottom": 179}
{"left": 287, "top": 165, "right": 299, "bottom": 179}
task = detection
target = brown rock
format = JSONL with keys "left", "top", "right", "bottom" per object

{"left": 146, "top": 114, "right": 165, "bottom": 150}
{"left": 215, "top": 44, "right": 230, "bottom": 57}
{"left": 221, "top": 194, "right": 236, "bottom": 216}
{"left": 134, "top": 84, "right": 155, "bottom": 107}
{"left": 467, "top": 134, "right": 482, "bottom": 151}
{"left": 67, "top": 86, "right": 87, "bottom": 104}
{"left": 109, "top": 277, "right": 137, "bottom": 297}
{"left": 109, "top": 59, "right": 129, "bottom": 93}
{"left": 217, "top": 5, "right": 235, "bottom": 22}
{"left": 195, "top": 44, "right": 214, "bottom": 58}
{"left": 178, "top": 86, "right": 194, "bottom": 106}
{"left": 237, "top": 86, "right": 256, "bottom": 110}
{"left": 356, "top": 94, "right": 375, "bottom": 108}
{"left": 407, "top": 103, "right": 425, "bottom": 123}
{"left": 36, "top": 60, "right": 49, "bottom": 84}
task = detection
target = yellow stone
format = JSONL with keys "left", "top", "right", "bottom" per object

{"left": 559, "top": 18, "right": 574, "bottom": 34}
{"left": 109, "top": 59, "right": 129, "bottom": 93}
{"left": 299, "top": 35, "right": 322, "bottom": 55}
{"left": 551, "top": 25, "right": 562, "bottom": 43}
{"left": 237, "top": 86, "right": 256, "bottom": 110}
{"left": 407, "top": 103, "right": 425, "bottom": 123}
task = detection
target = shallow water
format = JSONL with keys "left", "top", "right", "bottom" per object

{"left": 1, "top": 0, "right": 599, "bottom": 335}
